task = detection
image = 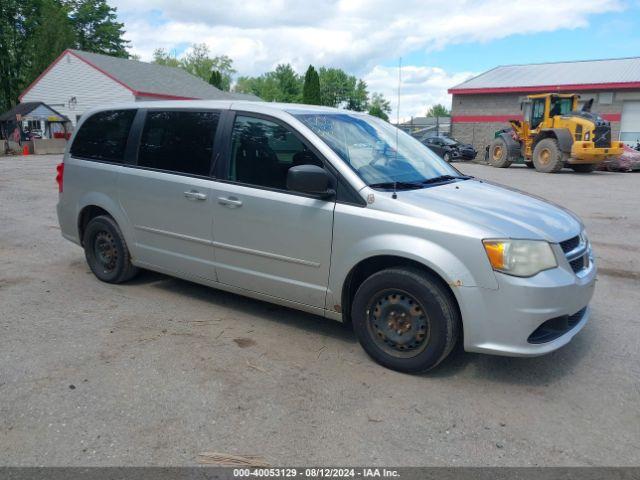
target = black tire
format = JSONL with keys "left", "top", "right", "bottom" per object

{"left": 487, "top": 137, "right": 512, "bottom": 168}
{"left": 532, "top": 138, "right": 565, "bottom": 173}
{"left": 525, "top": 161, "right": 535, "bottom": 168}
{"left": 83, "top": 215, "right": 139, "bottom": 283}
{"left": 571, "top": 163, "right": 596, "bottom": 173}
{"left": 351, "top": 267, "right": 460, "bottom": 373}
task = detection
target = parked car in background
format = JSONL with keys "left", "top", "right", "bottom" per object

{"left": 596, "top": 144, "right": 640, "bottom": 172}
{"left": 56, "top": 101, "right": 595, "bottom": 373}
{"left": 423, "top": 135, "right": 477, "bottom": 162}
{"left": 25, "top": 129, "right": 43, "bottom": 140}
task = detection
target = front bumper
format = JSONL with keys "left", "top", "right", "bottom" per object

{"left": 456, "top": 247, "right": 596, "bottom": 357}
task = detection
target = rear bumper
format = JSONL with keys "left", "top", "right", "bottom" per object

{"left": 457, "top": 256, "right": 596, "bottom": 357}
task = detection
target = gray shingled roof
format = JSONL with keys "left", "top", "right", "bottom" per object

{"left": 450, "top": 57, "right": 640, "bottom": 91}
{"left": 71, "top": 50, "right": 260, "bottom": 101}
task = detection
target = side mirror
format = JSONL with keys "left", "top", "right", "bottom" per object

{"left": 287, "top": 165, "right": 334, "bottom": 198}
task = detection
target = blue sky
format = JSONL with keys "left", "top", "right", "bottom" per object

{"left": 113, "top": 0, "right": 639, "bottom": 119}
{"left": 404, "top": 7, "right": 640, "bottom": 73}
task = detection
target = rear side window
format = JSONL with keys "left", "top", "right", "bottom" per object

{"left": 138, "top": 111, "right": 220, "bottom": 176}
{"left": 70, "top": 110, "right": 136, "bottom": 162}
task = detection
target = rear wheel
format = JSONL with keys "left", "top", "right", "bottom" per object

{"left": 571, "top": 163, "right": 596, "bottom": 173}
{"left": 83, "top": 215, "right": 139, "bottom": 283}
{"left": 488, "top": 137, "right": 512, "bottom": 168}
{"left": 351, "top": 267, "right": 460, "bottom": 373}
{"left": 532, "top": 138, "right": 565, "bottom": 173}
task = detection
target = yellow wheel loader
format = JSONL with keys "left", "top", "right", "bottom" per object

{"left": 488, "top": 93, "right": 624, "bottom": 173}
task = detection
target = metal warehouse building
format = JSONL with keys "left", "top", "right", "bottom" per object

{"left": 449, "top": 57, "right": 640, "bottom": 153}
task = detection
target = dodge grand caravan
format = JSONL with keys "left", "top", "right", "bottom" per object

{"left": 56, "top": 101, "right": 596, "bottom": 372}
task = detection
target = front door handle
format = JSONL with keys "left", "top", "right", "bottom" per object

{"left": 217, "top": 196, "right": 243, "bottom": 208}
{"left": 184, "top": 190, "right": 207, "bottom": 201}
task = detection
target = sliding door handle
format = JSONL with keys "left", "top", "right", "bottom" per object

{"left": 184, "top": 190, "right": 207, "bottom": 201}
{"left": 217, "top": 196, "right": 243, "bottom": 208}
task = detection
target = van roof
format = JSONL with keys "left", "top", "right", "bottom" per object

{"left": 84, "top": 100, "right": 367, "bottom": 116}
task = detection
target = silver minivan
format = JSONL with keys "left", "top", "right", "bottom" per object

{"left": 56, "top": 101, "right": 596, "bottom": 372}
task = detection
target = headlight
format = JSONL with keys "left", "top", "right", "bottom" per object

{"left": 483, "top": 239, "right": 557, "bottom": 277}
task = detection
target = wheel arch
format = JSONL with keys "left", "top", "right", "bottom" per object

{"left": 536, "top": 128, "right": 573, "bottom": 153}
{"left": 339, "top": 254, "right": 463, "bottom": 328}
{"left": 76, "top": 193, "right": 132, "bottom": 248}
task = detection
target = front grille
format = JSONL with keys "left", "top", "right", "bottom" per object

{"left": 593, "top": 125, "right": 611, "bottom": 148}
{"left": 527, "top": 307, "right": 587, "bottom": 344}
{"left": 560, "top": 235, "right": 580, "bottom": 253}
{"left": 570, "top": 256, "right": 585, "bottom": 272}
{"left": 559, "top": 234, "right": 590, "bottom": 274}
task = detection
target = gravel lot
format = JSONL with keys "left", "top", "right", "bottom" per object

{"left": 1, "top": 154, "right": 638, "bottom": 466}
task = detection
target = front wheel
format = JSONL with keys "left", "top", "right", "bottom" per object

{"left": 83, "top": 215, "right": 139, "bottom": 283}
{"left": 532, "top": 138, "right": 565, "bottom": 173}
{"left": 443, "top": 152, "right": 451, "bottom": 162}
{"left": 351, "top": 268, "right": 460, "bottom": 373}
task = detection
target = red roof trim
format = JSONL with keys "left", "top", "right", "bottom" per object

{"left": 67, "top": 50, "right": 137, "bottom": 93}
{"left": 19, "top": 49, "right": 201, "bottom": 102}
{"left": 449, "top": 82, "right": 640, "bottom": 95}
{"left": 452, "top": 113, "right": 622, "bottom": 123}
{"left": 601, "top": 113, "right": 622, "bottom": 121}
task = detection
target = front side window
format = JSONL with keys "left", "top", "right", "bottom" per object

{"left": 70, "top": 109, "right": 136, "bottom": 162}
{"left": 229, "top": 115, "right": 322, "bottom": 190}
{"left": 292, "top": 112, "right": 460, "bottom": 187}
{"left": 138, "top": 110, "right": 220, "bottom": 176}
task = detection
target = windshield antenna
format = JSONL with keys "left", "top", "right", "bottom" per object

{"left": 392, "top": 57, "right": 402, "bottom": 199}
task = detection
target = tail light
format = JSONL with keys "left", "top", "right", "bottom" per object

{"left": 56, "top": 162, "right": 64, "bottom": 193}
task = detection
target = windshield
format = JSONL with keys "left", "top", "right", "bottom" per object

{"left": 292, "top": 112, "right": 460, "bottom": 186}
{"left": 440, "top": 137, "right": 458, "bottom": 146}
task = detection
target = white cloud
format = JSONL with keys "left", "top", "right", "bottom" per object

{"left": 112, "top": 0, "right": 623, "bottom": 117}
{"left": 364, "top": 65, "right": 475, "bottom": 121}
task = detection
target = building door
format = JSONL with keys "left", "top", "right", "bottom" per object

{"left": 620, "top": 101, "right": 640, "bottom": 146}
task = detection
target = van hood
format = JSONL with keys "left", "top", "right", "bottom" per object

{"left": 394, "top": 179, "right": 582, "bottom": 242}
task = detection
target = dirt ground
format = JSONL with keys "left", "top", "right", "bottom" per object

{"left": 1, "top": 155, "right": 638, "bottom": 466}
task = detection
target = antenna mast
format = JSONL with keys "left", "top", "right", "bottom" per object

{"left": 392, "top": 57, "right": 402, "bottom": 199}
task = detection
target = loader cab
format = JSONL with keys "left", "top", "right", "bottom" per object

{"left": 520, "top": 94, "right": 579, "bottom": 131}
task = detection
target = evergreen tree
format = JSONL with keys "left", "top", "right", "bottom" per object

{"left": 302, "top": 65, "right": 321, "bottom": 105}
{"left": 209, "top": 70, "right": 223, "bottom": 89}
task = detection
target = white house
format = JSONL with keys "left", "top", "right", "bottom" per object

{"left": 20, "top": 49, "right": 257, "bottom": 126}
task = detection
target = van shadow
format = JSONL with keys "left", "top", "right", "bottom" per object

{"left": 127, "top": 270, "right": 591, "bottom": 385}
{"left": 128, "top": 270, "right": 357, "bottom": 345}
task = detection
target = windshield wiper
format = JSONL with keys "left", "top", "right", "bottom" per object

{"left": 422, "top": 175, "right": 471, "bottom": 185}
{"left": 368, "top": 181, "right": 424, "bottom": 190}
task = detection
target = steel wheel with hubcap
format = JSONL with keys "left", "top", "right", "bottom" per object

{"left": 351, "top": 267, "right": 460, "bottom": 373}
